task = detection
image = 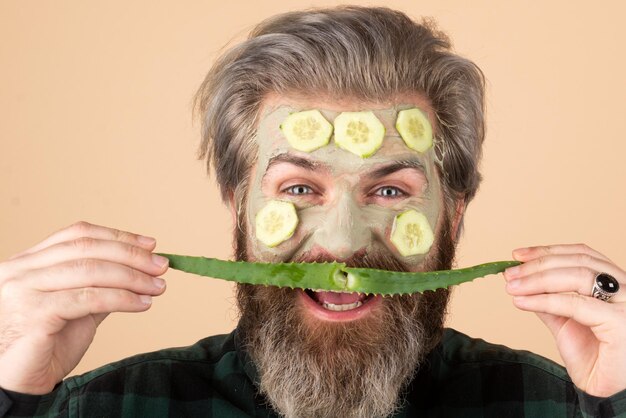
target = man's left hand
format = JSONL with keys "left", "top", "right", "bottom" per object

{"left": 503, "top": 243, "right": 626, "bottom": 397}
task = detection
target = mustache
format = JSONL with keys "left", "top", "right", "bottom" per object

{"left": 289, "top": 248, "right": 411, "bottom": 273}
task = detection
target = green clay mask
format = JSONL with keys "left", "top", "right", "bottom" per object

{"left": 247, "top": 102, "right": 443, "bottom": 268}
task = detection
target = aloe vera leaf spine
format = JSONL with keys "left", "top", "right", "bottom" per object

{"left": 157, "top": 253, "right": 521, "bottom": 296}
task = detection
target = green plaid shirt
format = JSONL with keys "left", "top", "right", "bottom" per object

{"left": 1, "top": 328, "right": 625, "bottom": 417}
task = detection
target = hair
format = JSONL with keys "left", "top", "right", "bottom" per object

{"left": 194, "top": 5, "right": 486, "bottom": 241}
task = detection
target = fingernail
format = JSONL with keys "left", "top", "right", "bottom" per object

{"left": 138, "top": 235, "right": 156, "bottom": 246}
{"left": 512, "top": 296, "right": 527, "bottom": 306}
{"left": 507, "top": 279, "right": 520, "bottom": 289}
{"left": 513, "top": 247, "right": 529, "bottom": 256}
{"left": 152, "top": 254, "right": 169, "bottom": 269}
{"left": 140, "top": 295, "right": 153, "bottom": 305}
{"left": 153, "top": 277, "right": 166, "bottom": 289}
{"left": 506, "top": 265, "right": 521, "bottom": 278}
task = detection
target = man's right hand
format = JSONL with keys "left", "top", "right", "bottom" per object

{"left": 0, "top": 221, "right": 168, "bottom": 395}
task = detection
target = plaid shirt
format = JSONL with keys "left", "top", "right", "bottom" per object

{"left": 1, "top": 328, "right": 625, "bottom": 417}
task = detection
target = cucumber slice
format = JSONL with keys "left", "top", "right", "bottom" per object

{"left": 280, "top": 110, "right": 333, "bottom": 152}
{"left": 333, "top": 111, "right": 385, "bottom": 157}
{"left": 255, "top": 200, "right": 299, "bottom": 247}
{"left": 390, "top": 210, "right": 434, "bottom": 256}
{"left": 396, "top": 108, "right": 433, "bottom": 153}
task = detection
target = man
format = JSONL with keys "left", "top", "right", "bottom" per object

{"left": 0, "top": 5, "right": 624, "bottom": 418}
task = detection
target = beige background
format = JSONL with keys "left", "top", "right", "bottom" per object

{"left": 1, "top": 1, "right": 624, "bottom": 377}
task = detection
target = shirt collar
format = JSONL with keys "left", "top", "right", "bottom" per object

{"left": 233, "top": 326, "right": 261, "bottom": 386}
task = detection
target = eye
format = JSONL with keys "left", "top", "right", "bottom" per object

{"left": 374, "top": 186, "right": 405, "bottom": 198}
{"left": 284, "top": 184, "right": 314, "bottom": 195}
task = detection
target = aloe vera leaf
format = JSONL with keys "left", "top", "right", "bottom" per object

{"left": 342, "top": 261, "right": 521, "bottom": 295}
{"left": 157, "top": 253, "right": 347, "bottom": 291}
{"left": 156, "top": 253, "right": 520, "bottom": 295}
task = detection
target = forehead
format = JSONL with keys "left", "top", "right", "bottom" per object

{"left": 254, "top": 93, "right": 439, "bottom": 178}
{"left": 258, "top": 91, "right": 436, "bottom": 121}
{"left": 257, "top": 93, "right": 438, "bottom": 143}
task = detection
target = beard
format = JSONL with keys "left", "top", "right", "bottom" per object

{"left": 234, "top": 208, "right": 457, "bottom": 418}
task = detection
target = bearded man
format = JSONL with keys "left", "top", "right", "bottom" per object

{"left": 1, "top": 5, "right": 625, "bottom": 418}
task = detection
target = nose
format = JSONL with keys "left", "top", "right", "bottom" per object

{"left": 312, "top": 192, "right": 371, "bottom": 259}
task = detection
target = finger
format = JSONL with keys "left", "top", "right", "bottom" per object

{"left": 534, "top": 312, "right": 598, "bottom": 369}
{"left": 44, "top": 287, "right": 154, "bottom": 322}
{"left": 503, "top": 253, "right": 624, "bottom": 284}
{"left": 8, "top": 221, "right": 157, "bottom": 261}
{"left": 21, "top": 259, "right": 166, "bottom": 296}
{"left": 5, "top": 288, "right": 155, "bottom": 335}
{"left": 6, "top": 238, "right": 169, "bottom": 278}
{"left": 533, "top": 311, "right": 598, "bottom": 348}
{"left": 512, "top": 293, "right": 618, "bottom": 329}
{"left": 505, "top": 266, "right": 625, "bottom": 302}
{"left": 534, "top": 311, "right": 568, "bottom": 338}
{"left": 511, "top": 243, "right": 614, "bottom": 264}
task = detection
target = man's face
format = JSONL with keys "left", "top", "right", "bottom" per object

{"left": 234, "top": 92, "right": 460, "bottom": 418}
{"left": 248, "top": 93, "right": 444, "bottom": 258}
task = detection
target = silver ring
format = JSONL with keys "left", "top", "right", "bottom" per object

{"left": 591, "top": 272, "right": 620, "bottom": 302}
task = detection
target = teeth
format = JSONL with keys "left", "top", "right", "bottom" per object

{"left": 322, "top": 301, "right": 363, "bottom": 311}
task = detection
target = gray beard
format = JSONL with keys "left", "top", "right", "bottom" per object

{"left": 235, "top": 210, "right": 456, "bottom": 418}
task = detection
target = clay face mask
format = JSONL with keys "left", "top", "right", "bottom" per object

{"left": 246, "top": 102, "right": 443, "bottom": 271}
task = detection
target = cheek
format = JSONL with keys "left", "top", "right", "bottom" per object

{"left": 388, "top": 209, "right": 436, "bottom": 258}
{"left": 246, "top": 203, "right": 304, "bottom": 263}
{"left": 361, "top": 196, "right": 440, "bottom": 252}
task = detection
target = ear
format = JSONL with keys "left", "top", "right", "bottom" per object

{"left": 450, "top": 198, "right": 466, "bottom": 240}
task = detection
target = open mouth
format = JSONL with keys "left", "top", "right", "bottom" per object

{"left": 304, "top": 289, "right": 376, "bottom": 311}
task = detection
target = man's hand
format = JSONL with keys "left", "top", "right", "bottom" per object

{"left": 504, "top": 243, "right": 626, "bottom": 397}
{"left": 0, "top": 221, "right": 168, "bottom": 395}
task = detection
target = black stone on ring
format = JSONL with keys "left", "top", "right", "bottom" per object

{"left": 591, "top": 273, "right": 620, "bottom": 302}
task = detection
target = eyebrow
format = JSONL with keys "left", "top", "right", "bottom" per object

{"left": 264, "top": 153, "right": 327, "bottom": 173}
{"left": 262, "top": 153, "right": 426, "bottom": 180}
{"left": 366, "top": 160, "right": 426, "bottom": 179}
